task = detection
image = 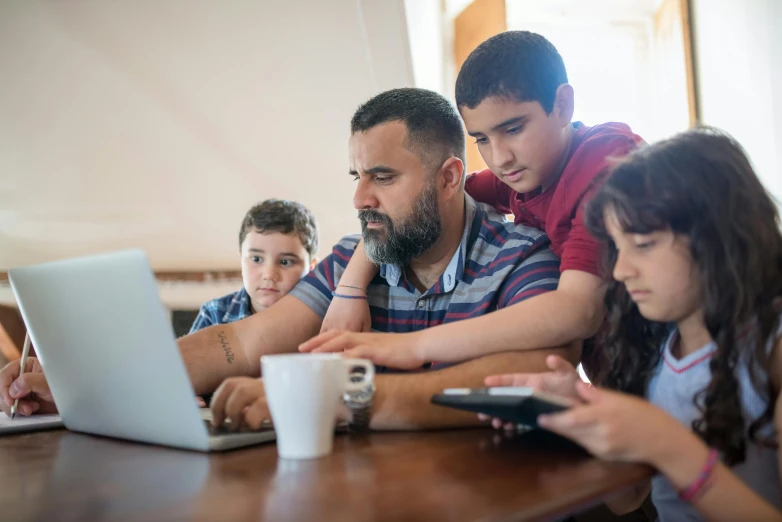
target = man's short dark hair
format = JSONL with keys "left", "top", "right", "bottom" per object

{"left": 455, "top": 31, "right": 568, "bottom": 113}
{"left": 350, "top": 88, "right": 466, "bottom": 167}
{"left": 238, "top": 199, "right": 319, "bottom": 257}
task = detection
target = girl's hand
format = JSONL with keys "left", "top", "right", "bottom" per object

{"left": 538, "top": 382, "right": 684, "bottom": 464}
{"left": 485, "top": 355, "right": 583, "bottom": 402}
{"left": 480, "top": 355, "right": 584, "bottom": 429}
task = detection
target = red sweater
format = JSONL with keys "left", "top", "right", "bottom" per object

{"left": 465, "top": 122, "right": 644, "bottom": 277}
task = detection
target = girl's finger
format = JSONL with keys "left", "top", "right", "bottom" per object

{"left": 538, "top": 405, "right": 597, "bottom": 431}
{"left": 575, "top": 381, "right": 600, "bottom": 402}
{"left": 547, "top": 355, "right": 576, "bottom": 374}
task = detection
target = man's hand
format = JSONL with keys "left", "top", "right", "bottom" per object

{"left": 299, "top": 330, "right": 426, "bottom": 370}
{"left": 0, "top": 357, "right": 58, "bottom": 417}
{"left": 210, "top": 377, "right": 271, "bottom": 430}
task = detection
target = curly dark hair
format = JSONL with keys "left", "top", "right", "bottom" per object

{"left": 584, "top": 127, "right": 782, "bottom": 465}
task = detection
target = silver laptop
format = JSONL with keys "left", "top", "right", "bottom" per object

{"left": 8, "top": 249, "right": 275, "bottom": 451}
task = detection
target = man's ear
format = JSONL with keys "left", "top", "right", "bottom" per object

{"left": 553, "top": 84, "right": 575, "bottom": 127}
{"left": 437, "top": 156, "right": 464, "bottom": 201}
{"left": 308, "top": 257, "right": 318, "bottom": 271}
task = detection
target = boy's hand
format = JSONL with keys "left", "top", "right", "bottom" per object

{"left": 480, "top": 355, "right": 583, "bottom": 429}
{"left": 299, "top": 331, "right": 426, "bottom": 370}
{"left": 0, "top": 357, "right": 58, "bottom": 417}
{"left": 320, "top": 294, "right": 372, "bottom": 334}
{"left": 537, "top": 382, "right": 683, "bottom": 464}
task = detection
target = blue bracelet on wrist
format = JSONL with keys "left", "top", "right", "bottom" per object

{"left": 331, "top": 291, "right": 368, "bottom": 300}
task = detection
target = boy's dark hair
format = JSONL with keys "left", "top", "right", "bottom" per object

{"left": 455, "top": 31, "right": 568, "bottom": 113}
{"left": 584, "top": 127, "right": 782, "bottom": 466}
{"left": 238, "top": 199, "right": 319, "bottom": 257}
{"left": 351, "top": 88, "right": 466, "bottom": 168}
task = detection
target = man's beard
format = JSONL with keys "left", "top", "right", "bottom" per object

{"left": 359, "top": 181, "right": 442, "bottom": 266}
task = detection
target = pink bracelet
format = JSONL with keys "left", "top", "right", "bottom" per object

{"left": 679, "top": 448, "right": 719, "bottom": 502}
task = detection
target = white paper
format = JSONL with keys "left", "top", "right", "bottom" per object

{"left": 0, "top": 413, "right": 63, "bottom": 434}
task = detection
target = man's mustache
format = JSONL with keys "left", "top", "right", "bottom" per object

{"left": 358, "top": 209, "right": 392, "bottom": 227}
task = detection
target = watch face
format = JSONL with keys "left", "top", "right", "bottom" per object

{"left": 345, "top": 379, "right": 375, "bottom": 406}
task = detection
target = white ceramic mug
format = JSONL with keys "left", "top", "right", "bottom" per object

{"left": 261, "top": 353, "right": 374, "bottom": 459}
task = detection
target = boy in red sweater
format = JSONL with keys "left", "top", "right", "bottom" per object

{"left": 300, "top": 31, "right": 643, "bottom": 368}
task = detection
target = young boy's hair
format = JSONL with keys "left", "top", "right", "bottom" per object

{"left": 455, "top": 31, "right": 568, "bottom": 113}
{"left": 238, "top": 199, "right": 319, "bottom": 257}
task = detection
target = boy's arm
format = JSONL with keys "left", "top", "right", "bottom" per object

{"left": 336, "top": 239, "right": 378, "bottom": 288}
{"left": 465, "top": 169, "right": 513, "bottom": 214}
{"left": 320, "top": 239, "right": 378, "bottom": 333}
{"left": 409, "top": 200, "right": 606, "bottom": 361}
{"left": 301, "top": 248, "right": 597, "bottom": 368}
{"left": 178, "top": 295, "right": 323, "bottom": 394}
{"left": 410, "top": 268, "right": 604, "bottom": 361}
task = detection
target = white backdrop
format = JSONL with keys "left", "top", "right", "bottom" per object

{"left": 0, "top": 0, "right": 414, "bottom": 276}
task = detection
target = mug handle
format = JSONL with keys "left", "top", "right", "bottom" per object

{"left": 342, "top": 358, "right": 375, "bottom": 391}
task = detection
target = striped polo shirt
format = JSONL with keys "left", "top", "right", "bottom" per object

{"left": 289, "top": 195, "right": 560, "bottom": 342}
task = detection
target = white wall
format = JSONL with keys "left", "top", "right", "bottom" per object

{"left": 404, "top": 0, "right": 446, "bottom": 94}
{"left": 0, "top": 0, "right": 414, "bottom": 278}
{"left": 691, "top": 0, "right": 782, "bottom": 203}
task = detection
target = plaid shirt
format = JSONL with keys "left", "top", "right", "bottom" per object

{"left": 189, "top": 287, "right": 254, "bottom": 334}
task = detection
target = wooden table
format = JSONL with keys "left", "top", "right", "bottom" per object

{"left": 0, "top": 428, "right": 653, "bottom": 522}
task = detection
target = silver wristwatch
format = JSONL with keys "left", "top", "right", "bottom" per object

{"left": 343, "top": 370, "right": 375, "bottom": 432}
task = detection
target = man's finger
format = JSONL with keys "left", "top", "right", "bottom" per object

{"left": 299, "top": 330, "right": 342, "bottom": 352}
{"left": 224, "top": 383, "right": 262, "bottom": 430}
{"left": 210, "top": 379, "right": 236, "bottom": 426}
{"left": 242, "top": 399, "right": 271, "bottom": 430}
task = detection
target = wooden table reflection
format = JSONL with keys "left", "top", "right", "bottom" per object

{"left": 0, "top": 427, "right": 653, "bottom": 522}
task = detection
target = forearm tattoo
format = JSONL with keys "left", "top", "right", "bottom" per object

{"left": 217, "top": 330, "right": 235, "bottom": 364}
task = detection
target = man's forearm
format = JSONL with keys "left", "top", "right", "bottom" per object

{"left": 369, "top": 345, "right": 580, "bottom": 431}
{"left": 179, "top": 295, "right": 324, "bottom": 395}
{"left": 179, "top": 322, "right": 250, "bottom": 395}
{"left": 414, "top": 287, "right": 602, "bottom": 363}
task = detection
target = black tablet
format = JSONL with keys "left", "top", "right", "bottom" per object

{"left": 431, "top": 386, "right": 573, "bottom": 427}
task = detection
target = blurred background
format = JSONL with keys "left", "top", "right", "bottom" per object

{"left": 0, "top": 0, "right": 780, "bottom": 353}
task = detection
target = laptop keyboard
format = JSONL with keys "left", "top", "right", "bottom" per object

{"left": 204, "top": 419, "right": 272, "bottom": 436}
